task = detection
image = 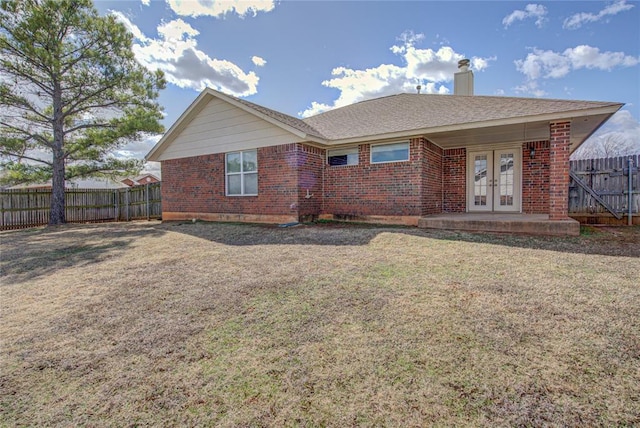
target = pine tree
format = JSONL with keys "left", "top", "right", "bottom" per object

{"left": 0, "top": 0, "right": 165, "bottom": 224}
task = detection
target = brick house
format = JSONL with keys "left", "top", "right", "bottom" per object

{"left": 146, "top": 62, "right": 622, "bottom": 235}
{"left": 121, "top": 174, "right": 160, "bottom": 187}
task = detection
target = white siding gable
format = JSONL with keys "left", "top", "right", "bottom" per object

{"left": 157, "top": 97, "right": 302, "bottom": 161}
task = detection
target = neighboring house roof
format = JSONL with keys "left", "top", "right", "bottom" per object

{"left": 121, "top": 173, "right": 160, "bottom": 186}
{"left": 146, "top": 88, "right": 622, "bottom": 162}
{"left": 134, "top": 173, "right": 160, "bottom": 182}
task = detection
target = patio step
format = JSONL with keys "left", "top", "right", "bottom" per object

{"left": 418, "top": 214, "right": 580, "bottom": 236}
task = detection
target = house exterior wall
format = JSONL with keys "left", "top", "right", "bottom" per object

{"left": 296, "top": 145, "right": 325, "bottom": 221}
{"left": 442, "top": 148, "right": 467, "bottom": 213}
{"left": 322, "top": 138, "right": 424, "bottom": 219}
{"left": 162, "top": 145, "right": 300, "bottom": 222}
{"left": 521, "top": 140, "right": 550, "bottom": 214}
{"left": 161, "top": 134, "right": 563, "bottom": 224}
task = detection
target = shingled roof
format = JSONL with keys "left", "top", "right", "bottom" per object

{"left": 147, "top": 88, "right": 622, "bottom": 161}
{"left": 302, "top": 93, "right": 622, "bottom": 141}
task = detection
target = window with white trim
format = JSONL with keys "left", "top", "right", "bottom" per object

{"left": 327, "top": 147, "right": 359, "bottom": 166}
{"left": 371, "top": 142, "right": 410, "bottom": 164}
{"left": 226, "top": 150, "right": 257, "bottom": 196}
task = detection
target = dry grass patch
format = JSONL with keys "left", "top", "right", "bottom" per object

{"left": 1, "top": 222, "right": 639, "bottom": 426}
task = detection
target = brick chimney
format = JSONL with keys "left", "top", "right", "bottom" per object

{"left": 454, "top": 59, "right": 473, "bottom": 96}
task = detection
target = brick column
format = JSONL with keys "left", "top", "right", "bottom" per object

{"left": 549, "top": 121, "right": 571, "bottom": 220}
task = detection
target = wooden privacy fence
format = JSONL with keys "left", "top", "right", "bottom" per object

{"left": 0, "top": 183, "right": 161, "bottom": 230}
{"left": 569, "top": 154, "right": 639, "bottom": 225}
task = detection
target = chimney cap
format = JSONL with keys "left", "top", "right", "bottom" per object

{"left": 458, "top": 59, "right": 470, "bottom": 69}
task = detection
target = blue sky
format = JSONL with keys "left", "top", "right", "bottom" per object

{"left": 94, "top": 0, "right": 640, "bottom": 164}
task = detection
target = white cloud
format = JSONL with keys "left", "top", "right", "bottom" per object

{"left": 503, "top": 4, "right": 547, "bottom": 28}
{"left": 572, "top": 110, "right": 640, "bottom": 159}
{"left": 166, "top": 0, "right": 275, "bottom": 18}
{"left": 113, "top": 10, "right": 149, "bottom": 41}
{"left": 514, "top": 81, "right": 547, "bottom": 98}
{"left": 299, "top": 33, "right": 495, "bottom": 117}
{"left": 115, "top": 134, "right": 162, "bottom": 160}
{"left": 563, "top": 0, "right": 634, "bottom": 29}
{"left": 141, "top": 0, "right": 150, "bottom": 6}
{"left": 112, "top": 13, "right": 259, "bottom": 96}
{"left": 516, "top": 45, "right": 639, "bottom": 80}
{"left": 252, "top": 56, "right": 266, "bottom": 67}
{"left": 514, "top": 45, "right": 639, "bottom": 96}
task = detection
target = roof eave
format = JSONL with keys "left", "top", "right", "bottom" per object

{"left": 325, "top": 104, "right": 624, "bottom": 146}
{"left": 569, "top": 109, "right": 621, "bottom": 154}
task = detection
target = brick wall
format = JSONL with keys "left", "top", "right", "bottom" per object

{"left": 162, "top": 134, "right": 564, "bottom": 222}
{"left": 549, "top": 122, "right": 571, "bottom": 220}
{"left": 161, "top": 145, "right": 300, "bottom": 217}
{"left": 442, "top": 148, "right": 466, "bottom": 212}
{"left": 296, "top": 144, "right": 325, "bottom": 220}
{"left": 322, "top": 138, "right": 424, "bottom": 217}
{"left": 422, "top": 139, "right": 443, "bottom": 215}
{"left": 521, "top": 141, "right": 550, "bottom": 214}
{"left": 162, "top": 153, "right": 221, "bottom": 214}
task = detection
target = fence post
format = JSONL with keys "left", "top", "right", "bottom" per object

{"left": 146, "top": 183, "right": 150, "bottom": 221}
{"left": 114, "top": 189, "right": 119, "bottom": 221}
{"left": 125, "top": 188, "right": 130, "bottom": 222}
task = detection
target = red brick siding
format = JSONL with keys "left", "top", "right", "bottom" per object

{"left": 549, "top": 122, "right": 571, "bottom": 219}
{"left": 161, "top": 153, "right": 222, "bottom": 214}
{"left": 442, "top": 148, "right": 466, "bottom": 212}
{"left": 422, "top": 139, "right": 443, "bottom": 215}
{"left": 296, "top": 144, "right": 325, "bottom": 220}
{"left": 161, "top": 145, "right": 300, "bottom": 216}
{"left": 521, "top": 141, "right": 550, "bottom": 214}
{"left": 322, "top": 139, "right": 423, "bottom": 217}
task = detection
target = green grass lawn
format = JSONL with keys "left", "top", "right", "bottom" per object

{"left": 1, "top": 221, "right": 639, "bottom": 426}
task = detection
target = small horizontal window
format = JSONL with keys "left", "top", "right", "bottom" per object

{"left": 371, "top": 142, "right": 409, "bottom": 164}
{"left": 328, "top": 147, "right": 359, "bottom": 166}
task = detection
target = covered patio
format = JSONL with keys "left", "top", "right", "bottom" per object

{"left": 418, "top": 213, "right": 580, "bottom": 236}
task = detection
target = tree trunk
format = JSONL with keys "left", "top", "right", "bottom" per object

{"left": 49, "top": 149, "right": 66, "bottom": 225}
{"left": 49, "top": 82, "right": 66, "bottom": 225}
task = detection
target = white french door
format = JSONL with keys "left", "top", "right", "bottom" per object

{"left": 467, "top": 148, "right": 521, "bottom": 212}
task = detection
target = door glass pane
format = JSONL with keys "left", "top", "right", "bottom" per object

{"left": 498, "top": 153, "right": 514, "bottom": 206}
{"left": 474, "top": 155, "right": 487, "bottom": 206}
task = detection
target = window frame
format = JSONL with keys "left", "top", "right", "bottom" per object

{"left": 225, "top": 149, "right": 258, "bottom": 196}
{"left": 327, "top": 147, "right": 359, "bottom": 166}
{"left": 370, "top": 141, "right": 410, "bottom": 164}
